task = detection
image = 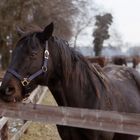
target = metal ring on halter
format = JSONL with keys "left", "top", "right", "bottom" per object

{"left": 44, "top": 50, "right": 49, "bottom": 59}
{"left": 42, "top": 66, "right": 47, "bottom": 72}
{"left": 21, "top": 78, "right": 30, "bottom": 86}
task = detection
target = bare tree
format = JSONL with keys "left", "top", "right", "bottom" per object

{"left": 73, "top": 0, "right": 99, "bottom": 48}
{"left": 73, "top": 16, "right": 94, "bottom": 48}
{"left": 93, "top": 13, "right": 113, "bottom": 56}
{"left": 107, "top": 27, "right": 123, "bottom": 47}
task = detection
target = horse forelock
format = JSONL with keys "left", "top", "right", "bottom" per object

{"left": 16, "top": 24, "right": 43, "bottom": 48}
{"left": 16, "top": 32, "right": 41, "bottom": 52}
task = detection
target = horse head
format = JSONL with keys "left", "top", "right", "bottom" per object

{"left": 0, "top": 23, "right": 54, "bottom": 102}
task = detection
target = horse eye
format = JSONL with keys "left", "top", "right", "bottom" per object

{"left": 31, "top": 52, "right": 37, "bottom": 57}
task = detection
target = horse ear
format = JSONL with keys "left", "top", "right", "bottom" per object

{"left": 16, "top": 26, "right": 25, "bottom": 37}
{"left": 43, "top": 22, "right": 54, "bottom": 38}
{"left": 37, "top": 22, "right": 54, "bottom": 42}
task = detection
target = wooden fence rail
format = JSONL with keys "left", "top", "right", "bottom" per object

{"left": 0, "top": 103, "right": 139, "bottom": 136}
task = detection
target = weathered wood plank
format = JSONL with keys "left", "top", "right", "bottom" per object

{"left": 1, "top": 122, "right": 8, "bottom": 140}
{"left": 0, "top": 102, "right": 139, "bottom": 136}
{"left": 0, "top": 117, "right": 8, "bottom": 130}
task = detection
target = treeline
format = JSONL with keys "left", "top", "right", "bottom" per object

{"left": 0, "top": 0, "right": 89, "bottom": 69}
{"left": 0, "top": 0, "right": 113, "bottom": 70}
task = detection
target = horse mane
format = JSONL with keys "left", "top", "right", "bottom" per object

{"left": 49, "top": 36, "right": 110, "bottom": 98}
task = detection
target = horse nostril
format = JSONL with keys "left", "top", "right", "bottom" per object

{"left": 5, "top": 87, "right": 15, "bottom": 96}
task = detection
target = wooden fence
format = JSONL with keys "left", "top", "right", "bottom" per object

{"left": 0, "top": 102, "right": 140, "bottom": 137}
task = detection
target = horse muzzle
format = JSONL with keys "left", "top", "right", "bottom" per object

{"left": 0, "top": 72, "right": 23, "bottom": 102}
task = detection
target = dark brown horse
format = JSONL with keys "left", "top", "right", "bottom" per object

{"left": 0, "top": 23, "right": 140, "bottom": 140}
{"left": 132, "top": 55, "right": 140, "bottom": 68}
{"left": 112, "top": 56, "right": 127, "bottom": 66}
{"left": 86, "top": 56, "right": 107, "bottom": 67}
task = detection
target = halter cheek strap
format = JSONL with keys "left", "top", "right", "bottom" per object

{"left": 7, "top": 41, "right": 49, "bottom": 86}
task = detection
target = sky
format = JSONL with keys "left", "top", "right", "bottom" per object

{"left": 77, "top": 0, "right": 140, "bottom": 47}
{"left": 94, "top": 0, "right": 140, "bottom": 45}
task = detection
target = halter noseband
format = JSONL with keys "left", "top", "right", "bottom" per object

{"left": 7, "top": 41, "right": 49, "bottom": 87}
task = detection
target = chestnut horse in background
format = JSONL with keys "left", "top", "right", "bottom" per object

{"left": 0, "top": 23, "right": 140, "bottom": 140}
{"left": 86, "top": 56, "right": 107, "bottom": 67}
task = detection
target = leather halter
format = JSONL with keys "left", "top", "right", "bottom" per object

{"left": 7, "top": 41, "right": 49, "bottom": 86}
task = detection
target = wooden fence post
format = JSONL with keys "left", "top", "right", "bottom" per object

{"left": 1, "top": 122, "right": 8, "bottom": 140}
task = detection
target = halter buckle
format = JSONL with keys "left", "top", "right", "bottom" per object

{"left": 21, "top": 78, "right": 30, "bottom": 86}
{"left": 42, "top": 66, "right": 47, "bottom": 72}
{"left": 44, "top": 50, "right": 49, "bottom": 59}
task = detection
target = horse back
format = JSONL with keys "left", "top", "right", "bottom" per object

{"left": 103, "top": 65, "right": 140, "bottom": 113}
